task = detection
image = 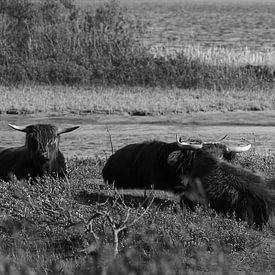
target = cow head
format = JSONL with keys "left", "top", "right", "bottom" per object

{"left": 202, "top": 141, "right": 251, "bottom": 161}
{"left": 167, "top": 136, "right": 251, "bottom": 189}
{"left": 8, "top": 124, "right": 79, "bottom": 163}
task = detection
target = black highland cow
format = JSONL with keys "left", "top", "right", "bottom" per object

{"left": 102, "top": 139, "right": 251, "bottom": 192}
{"left": 173, "top": 149, "right": 275, "bottom": 229}
{"left": 102, "top": 138, "right": 275, "bottom": 227}
{"left": 0, "top": 124, "right": 79, "bottom": 180}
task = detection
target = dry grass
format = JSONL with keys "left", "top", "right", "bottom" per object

{"left": 0, "top": 85, "right": 274, "bottom": 115}
{"left": 150, "top": 45, "right": 275, "bottom": 67}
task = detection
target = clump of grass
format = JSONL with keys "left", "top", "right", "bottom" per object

{"left": 0, "top": 0, "right": 273, "bottom": 90}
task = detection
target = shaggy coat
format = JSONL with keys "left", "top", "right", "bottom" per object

{"left": 103, "top": 141, "right": 183, "bottom": 191}
{"left": 103, "top": 141, "right": 238, "bottom": 191}
{"left": 102, "top": 141, "right": 275, "bottom": 227}
{"left": 169, "top": 148, "right": 275, "bottom": 228}
{"left": 0, "top": 124, "right": 79, "bottom": 180}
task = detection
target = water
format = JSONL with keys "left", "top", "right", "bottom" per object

{"left": 0, "top": 112, "right": 274, "bottom": 158}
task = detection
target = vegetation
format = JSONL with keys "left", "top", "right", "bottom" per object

{"left": 0, "top": 0, "right": 274, "bottom": 90}
{"left": 0, "top": 85, "right": 274, "bottom": 115}
{"left": 0, "top": 153, "right": 274, "bottom": 274}
{"left": 0, "top": 0, "right": 274, "bottom": 274}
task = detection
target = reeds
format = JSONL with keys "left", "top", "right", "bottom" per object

{"left": 151, "top": 44, "right": 275, "bottom": 67}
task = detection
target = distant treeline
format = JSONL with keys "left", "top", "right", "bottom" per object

{"left": 0, "top": 0, "right": 273, "bottom": 89}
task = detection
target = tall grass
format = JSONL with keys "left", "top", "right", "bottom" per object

{"left": 0, "top": 0, "right": 273, "bottom": 90}
{"left": 150, "top": 44, "right": 275, "bottom": 67}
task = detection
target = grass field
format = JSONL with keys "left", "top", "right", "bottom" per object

{"left": 0, "top": 0, "right": 275, "bottom": 274}
{"left": 0, "top": 155, "right": 274, "bottom": 274}
{"left": 0, "top": 85, "right": 274, "bottom": 115}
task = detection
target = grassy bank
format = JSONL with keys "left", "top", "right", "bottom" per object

{"left": 0, "top": 85, "right": 274, "bottom": 115}
{"left": 0, "top": 154, "right": 274, "bottom": 274}
{"left": 0, "top": 0, "right": 274, "bottom": 90}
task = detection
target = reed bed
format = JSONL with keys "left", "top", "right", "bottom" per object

{"left": 150, "top": 44, "right": 275, "bottom": 67}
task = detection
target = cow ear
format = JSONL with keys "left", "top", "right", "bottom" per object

{"left": 167, "top": 150, "right": 183, "bottom": 167}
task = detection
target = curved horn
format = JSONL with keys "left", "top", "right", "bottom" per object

{"left": 8, "top": 124, "right": 28, "bottom": 133}
{"left": 57, "top": 126, "right": 79, "bottom": 135}
{"left": 226, "top": 143, "right": 251, "bottom": 153}
{"left": 176, "top": 136, "right": 203, "bottom": 150}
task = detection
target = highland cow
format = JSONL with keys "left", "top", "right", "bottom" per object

{"left": 0, "top": 124, "right": 79, "bottom": 180}
{"left": 102, "top": 138, "right": 251, "bottom": 192}
{"left": 174, "top": 147, "right": 275, "bottom": 228}
{"left": 102, "top": 138, "right": 275, "bottom": 227}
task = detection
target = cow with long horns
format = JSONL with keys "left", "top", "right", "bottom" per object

{"left": 102, "top": 138, "right": 251, "bottom": 192}
{"left": 0, "top": 124, "right": 79, "bottom": 180}
{"left": 173, "top": 138, "right": 275, "bottom": 228}
{"left": 102, "top": 138, "right": 275, "bottom": 227}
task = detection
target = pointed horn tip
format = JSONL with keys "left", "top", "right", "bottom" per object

{"left": 57, "top": 125, "right": 80, "bottom": 135}
{"left": 227, "top": 143, "right": 252, "bottom": 152}
{"left": 8, "top": 124, "right": 28, "bottom": 132}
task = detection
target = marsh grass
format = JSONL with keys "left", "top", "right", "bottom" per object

{"left": 0, "top": 154, "right": 274, "bottom": 274}
{"left": 0, "top": 0, "right": 274, "bottom": 90}
{"left": 0, "top": 85, "right": 274, "bottom": 115}
{"left": 151, "top": 45, "right": 275, "bottom": 67}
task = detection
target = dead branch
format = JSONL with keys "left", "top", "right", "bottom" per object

{"left": 106, "top": 127, "right": 114, "bottom": 155}
{"left": 88, "top": 193, "right": 155, "bottom": 257}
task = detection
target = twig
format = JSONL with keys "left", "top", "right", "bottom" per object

{"left": 106, "top": 126, "right": 114, "bottom": 155}
{"left": 88, "top": 193, "right": 155, "bottom": 257}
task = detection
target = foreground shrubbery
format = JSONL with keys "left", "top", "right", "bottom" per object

{"left": 0, "top": 153, "right": 274, "bottom": 274}
{"left": 0, "top": 0, "right": 273, "bottom": 90}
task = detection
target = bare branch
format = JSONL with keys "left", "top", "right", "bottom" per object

{"left": 219, "top": 134, "right": 228, "bottom": 141}
{"left": 127, "top": 195, "right": 155, "bottom": 227}
{"left": 106, "top": 126, "right": 114, "bottom": 155}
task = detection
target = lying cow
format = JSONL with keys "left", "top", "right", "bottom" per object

{"left": 102, "top": 138, "right": 251, "bottom": 191}
{"left": 0, "top": 124, "right": 79, "bottom": 180}
{"left": 102, "top": 138, "right": 275, "bottom": 228}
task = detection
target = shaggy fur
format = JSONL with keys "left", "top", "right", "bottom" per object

{"left": 103, "top": 140, "right": 275, "bottom": 228}
{"left": 176, "top": 151, "right": 275, "bottom": 228}
{"left": 0, "top": 124, "right": 66, "bottom": 180}
{"left": 103, "top": 141, "right": 182, "bottom": 191}
{"left": 102, "top": 141, "right": 237, "bottom": 192}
